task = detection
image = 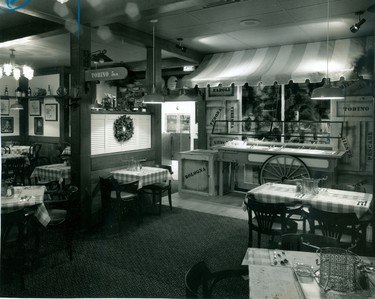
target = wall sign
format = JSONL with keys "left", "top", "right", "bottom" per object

{"left": 336, "top": 98, "right": 373, "bottom": 118}
{"left": 85, "top": 67, "right": 128, "bottom": 81}
{"left": 208, "top": 83, "right": 234, "bottom": 97}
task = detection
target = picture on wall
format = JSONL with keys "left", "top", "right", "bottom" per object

{"left": 1, "top": 117, "right": 14, "bottom": 133}
{"left": 34, "top": 117, "right": 44, "bottom": 135}
{"left": 29, "top": 100, "right": 41, "bottom": 116}
{"left": 45, "top": 104, "right": 58, "bottom": 121}
{"left": 1, "top": 99, "right": 9, "bottom": 115}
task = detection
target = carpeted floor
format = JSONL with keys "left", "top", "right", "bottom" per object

{"left": 1, "top": 206, "right": 249, "bottom": 298}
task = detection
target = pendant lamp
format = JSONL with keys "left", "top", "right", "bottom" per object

{"left": 10, "top": 100, "right": 24, "bottom": 110}
{"left": 310, "top": 0, "right": 344, "bottom": 100}
{"left": 142, "top": 19, "right": 164, "bottom": 104}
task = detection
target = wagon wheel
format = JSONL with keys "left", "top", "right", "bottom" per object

{"left": 259, "top": 154, "right": 310, "bottom": 184}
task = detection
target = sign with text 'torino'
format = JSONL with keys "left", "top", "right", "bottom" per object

{"left": 85, "top": 67, "right": 128, "bottom": 81}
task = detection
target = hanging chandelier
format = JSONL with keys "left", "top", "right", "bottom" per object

{"left": 0, "top": 49, "right": 34, "bottom": 80}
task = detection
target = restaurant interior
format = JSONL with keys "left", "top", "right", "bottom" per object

{"left": 1, "top": 0, "right": 375, "bottom": 298}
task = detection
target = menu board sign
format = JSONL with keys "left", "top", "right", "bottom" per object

{"left": 85, "top": 67, "right": 128, "bottom": 81}
{"left": 208, "top": 84, "right": 234, "bottom": 97}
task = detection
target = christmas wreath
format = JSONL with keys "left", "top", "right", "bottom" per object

{"left": 113, "top": 115, "right": 134, "bottom": 142}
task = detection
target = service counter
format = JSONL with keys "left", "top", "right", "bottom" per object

{"left": 178, "top": 150, "right": 218, "bottom": 196}
{"left": 216, "top": 145, "right": 346, "bottom": 196}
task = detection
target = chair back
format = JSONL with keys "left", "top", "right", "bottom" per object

{"left": 279, "top": 233, "right": 302, "bottom": 251}
{"left": 279, "top": 233, "right": 339, "bottom": 252}
{"left": 2, "top": 145, "right": 10, "bottom": 154}
{"left": 185, "top": 261, "right": 212, "bottom": 298}
{"left": 29, "top": 143, "right": 42, "bottom": 159}
{"left": 109, "top": 176, "right": 139, "bottom": 199}
{"left": 156, "top": 164, "right": 173, "bottom": 175}
{"left": 245, "top": 199, "right": 288, "bottom": 234}
{"left": 3, "top": 157, "right": 26, "bottom": 185}
{"left": 185, "top": 261, "right": 248, "bottom": 298}
{"left": 307, "top": 206, "right": 358, "bottom": 242}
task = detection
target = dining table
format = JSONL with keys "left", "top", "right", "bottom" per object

{"left": 30, "top": 163, "right": 71, "bottom": 185}
{"left": 2, "top": 153, "right": 30, "bottom": 164}
{"left": 111, "top": 166, "right": 169, "bottom": 190}
{"left": 1, "top": 185, "right": 51, "bottom": 227}
{"left": 8, "top": 145, "right": 31, "bottom": 155}
{"left": 243, "top": 247, "right": 375, "bottom": 299}
{"left": 245, "top": 182, "right": 373, "bottom": 219}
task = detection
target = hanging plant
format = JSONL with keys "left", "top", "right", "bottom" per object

{"left": 113, "top": 115, "right": 134, "bottom": 142}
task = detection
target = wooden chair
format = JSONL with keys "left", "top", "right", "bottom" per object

{"left": 141, "top": 165, "right": 173, "bottom": 215}
{"left": 108, "top": 176, "right": 142, "bottom": 231}
{"left": 306, "top": 206, "right": 368, "bottom": 253}
{"left": 185, "top": 261, "right": 248, "bottom": 298}
{"left": 244, "top": 197, "right": 298, "bottom": 248}
{"left": 279, "top": 233, "right": 339, "bottom": 252}
{"left": 29, "top": 143, "right": 42, "bottom": 160}
{"left": 2, "top": 145, "right": 10, "bottom": 154}
{"left": 3, "top": 157, "right": 27, "bottom": 186}
{"left": 43, "top": 185, "right": 79, "bottom": 261}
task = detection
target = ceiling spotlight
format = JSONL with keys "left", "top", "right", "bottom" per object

{"left": 56, "top": 0, "right": 69, "bottom": 3}
{"left": 176, "top": 38, "right": 187, "bottom": 53}
{"left": 350, "top": 11, "right": 366, "bottom": 33}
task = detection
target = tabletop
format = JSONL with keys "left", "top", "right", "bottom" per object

{"left": 246, "top": 183, "right": 373, "bottom": 219}
{"left": 1, "top": 185, "right": 50, "bottom": 227}
{"left": 244, "top": 248, "right": 375, "bottom": 299}
{"left": 30, "top": 163, "right": 71, "bottom": 184}
{"left": 8, "top": 145, "right": 31, "bottom": 155}
{"left": 111, "top": 166, "right": 169, "bottom": 189}
{"left": 1, "top": 153, "right": 29, "bottom": 164}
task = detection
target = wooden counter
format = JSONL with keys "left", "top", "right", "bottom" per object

{"left": 216, "top": 145, "right": 346, "bottom": 196}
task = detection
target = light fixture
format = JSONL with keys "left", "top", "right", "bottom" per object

{"left": 142, "top": 19, "right": 164, "bottom": 104}
{"left": 91, "top": 49, "right": 112, "bottom": 64}
{"left": 176, "top": 38, "right": 187, "bottom": 52}
{"left": 350, "top": 11, "right": 366, "bottom": 33}
{"left": 10, "top": 100, "right": 24, "bottom": 110}
{"left": 310, "top": 0, "right": 344, "bottom": 100}
{"left": 0, "top": 49, "right": 34, "bottom": 80}
{"left": 56, "top": 0, "right": 69, "bottom": 3}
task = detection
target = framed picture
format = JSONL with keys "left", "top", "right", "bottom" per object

{"left": 34, "top": 117, "right": 44, "bottom": 135}
{"left": 45, "top": 104, "right": 58, "bottom": 121}
{"left": 1, "top": 117, "right": 14, "bottom": 133}
{"left": 29, "top": 100, "right": 41, "bottom": 116}
{"left": 1, "top": 99, "right": 9, "bottom": 115}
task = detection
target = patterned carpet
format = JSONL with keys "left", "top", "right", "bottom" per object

{"left": 1, "top": 206, "right": 249, "bottom": 298}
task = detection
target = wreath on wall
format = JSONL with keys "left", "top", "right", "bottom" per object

{"left": 113, "top": 115, "right": 134, "bottom": 142}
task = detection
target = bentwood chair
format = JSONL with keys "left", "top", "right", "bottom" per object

{"left": 141, "top": 165, "right": 173, "bottom": 215}
{"left": 29, "top": 143, "right": 42, "bottom": 160}
{"left": 2, "top": 145, "right": 10, "bottom": 154}
{"left": 279, "top": 233, "right": 339, "bottom": 252}
{"left": 108, "top": 176, "right": 141, "bottom": 231}
{"left": 244, "top": 198, "right": 298, "bottom": 248}
{"left": 43, "top": 185, "right": 79, "bottom": 261}
{"left": 306, "top": 206, "right": 368, "bottom": 253}
{"left": 185, "top": 261, "right": 248, "bottom": 298}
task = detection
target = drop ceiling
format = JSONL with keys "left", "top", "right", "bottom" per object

{"left": 0, "top": 0, "right": 374, "bottom": 71}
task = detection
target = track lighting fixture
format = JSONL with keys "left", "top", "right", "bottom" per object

{"left": 176, "top": 38, "right": 187, "bottom": 52}
{"left": 91, "top": 49, "right": 112, "bottom": 64}
{"left": 350, "top": 11, "right": 366, "bottom": 33}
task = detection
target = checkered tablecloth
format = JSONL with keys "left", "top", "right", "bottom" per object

{"left": 9, "top": 145, "right": 31, "bottom": 155}
{"left": 2, "top": 153, "right": 30, "bottom": 165}
{"left": 30, "top": 163, "right": 71, "bottom": 184}
{"left": 1, "top": 186, "right": 50, "bottom": 227}
{"left": 111, "top": 166, "right": 169, "bottom": 189}
{"left": 246, "top": 182, "right": 373, "bottom": 218}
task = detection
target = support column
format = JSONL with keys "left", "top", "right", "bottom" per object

{"left": 70, "top": 26, "right": 92, "bottom": 229}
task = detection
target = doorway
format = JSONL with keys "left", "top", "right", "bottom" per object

{"left": 161, "top": 101, "right": 197, "bottom": 181}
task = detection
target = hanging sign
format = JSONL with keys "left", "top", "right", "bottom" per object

{"left": 208, "top": 84, "right": 235, "bottom": 97}
{"left": 85, "top": 67, "right": 128, "bottom": 81}
{"left": 336, "top": 97, "right": 373, "bottom": 118}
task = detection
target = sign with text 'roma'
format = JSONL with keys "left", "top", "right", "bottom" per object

{"left": 85, "top": 67, "right": 128, "bottom": 81}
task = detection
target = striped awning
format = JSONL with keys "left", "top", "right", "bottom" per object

{"left": 184, "top": 36, "right": 373, "bottom": 88}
